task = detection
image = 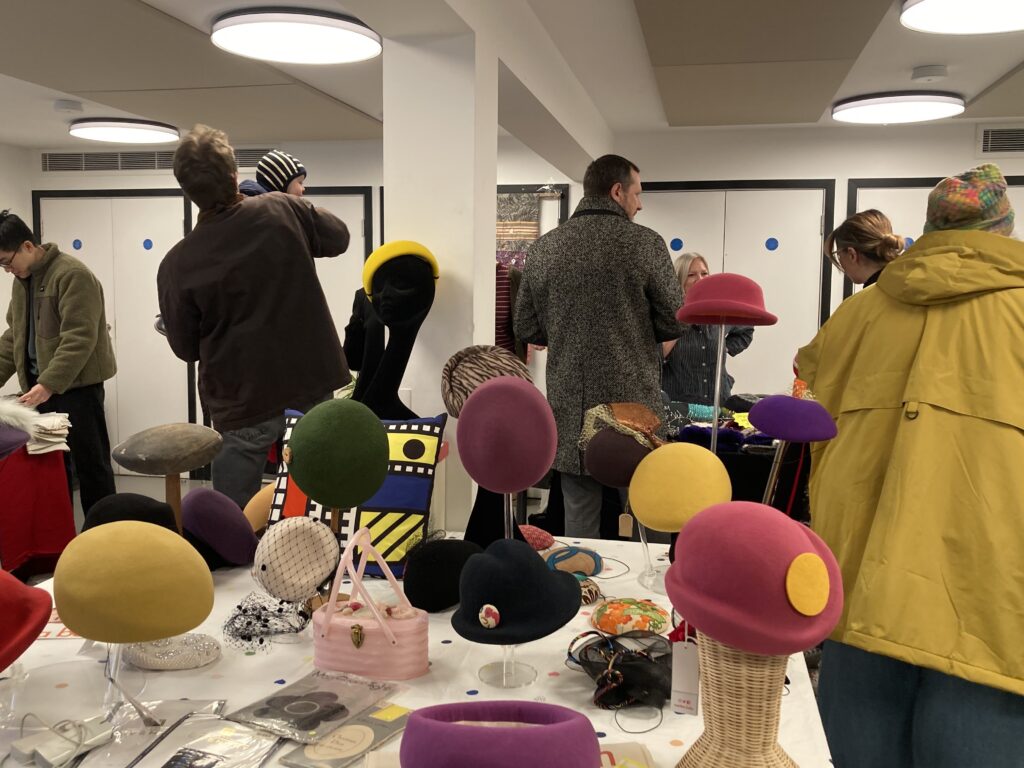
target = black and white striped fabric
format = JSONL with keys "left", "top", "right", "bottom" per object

{"left": 256, "top": 149, "right": 306, "bottom": 193}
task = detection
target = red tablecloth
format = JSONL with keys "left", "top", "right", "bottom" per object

{"left": 0, "top": 447, "right": 75, "bottom": 575}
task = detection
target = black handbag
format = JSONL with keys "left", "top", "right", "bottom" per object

{"left": 566, "top": 630, "right": 672, "bottom": 710}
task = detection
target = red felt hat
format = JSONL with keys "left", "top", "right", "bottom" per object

{"left": 676, "top": 273, "right": 777, "bottom": 326}
{"left": 0, "top": 569, "right": 52, "bottom": 671}
{"left": 665, "top": 501, "right": 842, "bottom": 656}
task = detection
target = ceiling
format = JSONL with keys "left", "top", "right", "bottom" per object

{"left": 0, "top": 0, "right": 1022, "bottom": 151}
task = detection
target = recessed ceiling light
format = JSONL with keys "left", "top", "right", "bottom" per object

{"left": 69, "top": 119, "right": 180, "bottom": 144}
{"left": 901, "top": 0, "right": 1024, "bottom": 34}
{"left": 211, "top": 8, "right": 382, "bottom": 64}
{"left": 831, "top": 92, "right": 965, "bottom": 125}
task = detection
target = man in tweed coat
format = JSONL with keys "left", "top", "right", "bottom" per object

{"left": 514, "top": 155, "right": 681, "bottom": 537}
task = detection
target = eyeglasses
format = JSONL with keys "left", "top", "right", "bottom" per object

{"left": 0, "top": 245, "right": 20, "bottom": 270}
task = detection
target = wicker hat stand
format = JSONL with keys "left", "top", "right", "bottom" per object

{"left": 676, "top": 631, "right": 797, "bottom": 768}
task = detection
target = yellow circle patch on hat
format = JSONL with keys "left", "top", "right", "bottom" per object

{"left": 54, "top": 521, "right": 214, "bottom": 643}
{"left": 785, "top": 552, "right": 830, "bottom": 617}
{"left": 628, "top": 443, "right": 731, "bottom": 532}
{"left": 363, "top": 240, "right": 439, "bottom": 297}
{"left": 243, "top": 482, "right": 275, "bottom": 533}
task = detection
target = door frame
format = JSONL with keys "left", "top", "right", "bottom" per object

{"left": 643, "top": 180, "right": 836, "bottom": 326}
{"left": 305, "top": 186, "right": 374, "bottom": 259}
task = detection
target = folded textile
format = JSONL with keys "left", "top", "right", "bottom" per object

{"left": 26, "top": 412, "right": 71, "bottom": 454}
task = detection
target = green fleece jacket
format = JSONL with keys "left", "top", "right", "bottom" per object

{"left": 0, "top": 244, "right": 116, "bottom": 394}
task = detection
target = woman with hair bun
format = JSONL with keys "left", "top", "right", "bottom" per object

{"left": 826, "top": 209, "right": 904, "bottom": 287}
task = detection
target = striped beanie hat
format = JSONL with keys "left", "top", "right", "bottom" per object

{"left": 924, "top": 163, "right": 1015, "bottom": 236}
{"left": 256, "top": 149, "right": 307, "bottom": 193}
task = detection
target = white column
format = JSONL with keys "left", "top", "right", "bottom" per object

{"left": 383, "top": 32, "right": 498, "bottom": 528}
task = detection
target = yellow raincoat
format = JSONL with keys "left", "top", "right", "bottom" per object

{"left": 798, "top": 229, "right": 1024, "bottom": 696}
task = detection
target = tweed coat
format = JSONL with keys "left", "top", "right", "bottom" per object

{"left": 514, "top": 196, "right": 682, "bottom": 475}
{"left": 798, "top": 229, "right": 1024, "bottom": 695}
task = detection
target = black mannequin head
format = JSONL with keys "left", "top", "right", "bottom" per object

{"left": 370, "top": 255, "right": 436, "bottom": 327}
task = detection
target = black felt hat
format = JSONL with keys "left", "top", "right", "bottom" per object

{"left": 82, "top": 493, "right": 177, "bottom": 533}
{"left": 451, "top": 538, "right": 581, "bottom": 645}
{"left": 403, "top": 538, "right": 484, "bottom": 613}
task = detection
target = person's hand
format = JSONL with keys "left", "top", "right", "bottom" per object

{"left": 19, "top": 383, "right": 52, "bottom": 407}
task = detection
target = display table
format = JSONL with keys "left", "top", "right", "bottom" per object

{"left": 0, "top": 447, "right": 75, "bottom": 575}
{"left": 10, "top": 538, "right": 832, "bottom": 767}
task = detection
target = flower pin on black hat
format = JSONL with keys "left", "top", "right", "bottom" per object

{"left": 451, "top": 538, "right": 581, "bottom": 645}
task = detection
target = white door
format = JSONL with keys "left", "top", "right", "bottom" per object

{"left": 722, "top": 189, "right": 826, "bottom": 397}
{"left": 302, "top": 194, "right": 368, "bottom": 346}
{"left": 38, "top": 198, "right": 119, "bottom": 444}
{"left": 637, "top": 190, "right": 727, "bottom": 271}
{"left": 110, "top": 197, "right": 189, "bottom": 450}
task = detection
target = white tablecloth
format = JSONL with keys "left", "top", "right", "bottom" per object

{"left": 9, "top": 538, "right": 832, "bottom": 767}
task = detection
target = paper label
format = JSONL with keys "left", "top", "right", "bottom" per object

{"left": 618, "top": 513, "right": 633, "bottom": 538}
{"left": 671, "top": 636, "right": 700, "bottom": 715}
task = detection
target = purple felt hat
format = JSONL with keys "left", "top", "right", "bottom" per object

{"left": 748, "top": 395, "right": 837, "bottom": 443}
{"left": 399, "top": 701, "right": 600, "bottom": 768}
{"left": 456, "top": 376, "right": 556, "bottom": 494}
{"left": 0, "top": 425, "right": 29, "bottom": 461}
{"left": 666, "top": 501, "right": 843, "bottom": 656}
{"left": 677, "top": 273, "right": 777, "bottom": 326}
{"left": 181, "top": 488, "right": 259, "bottom": 567}
{"left": 584, "top": 427, "right": 652, "bottom": 488}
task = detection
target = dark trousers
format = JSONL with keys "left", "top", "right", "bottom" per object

{"left": 37, "top": 382, "right": 117, "bottom": 518}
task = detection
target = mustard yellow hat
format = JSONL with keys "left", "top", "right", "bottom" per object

{"left": 628, "top": 443, "right": 732, "bottom": 533}
{"left": 54, "top": 521, "right": 214, "bottom": 643}
{"left": 363, "top": 240, "right": 439, "bottom": 297}
{"left": 243, "top": 482, "right": 275, "bottom": 533}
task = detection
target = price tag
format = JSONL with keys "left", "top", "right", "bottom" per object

{"left": 671, "top": 632, "right": 699, "bottom": 716}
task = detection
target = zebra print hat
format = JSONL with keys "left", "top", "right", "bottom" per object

{"left": 256, "top": 149, "right": 307, "bottom": 193}
{"left": 441, "top": 345, "right": 531, "bottom": 418}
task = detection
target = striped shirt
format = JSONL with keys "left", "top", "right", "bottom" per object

{"left": 661, "top": 324, "right": 754, "bottom": 405}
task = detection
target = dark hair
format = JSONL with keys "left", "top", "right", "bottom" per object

{"left": 173, "top": 124, "right": 239, "bottom": 210}
{"left": 825, "top": 209, "right": 904, "bottom": 269}
{"left": 583, "top": 154, "right": 639, "bottom": 197}
{"left": 0, "top": 210, "right": 36, "bottom": 253}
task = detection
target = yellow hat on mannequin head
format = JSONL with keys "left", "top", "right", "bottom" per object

{"left": 628, "top": 442, "right": 732, "bottom": 533}
{"left": 54, "top": 521, "right": 214, "bottom": 643}
{"left": 362, "top": 240, "right": 439, "bottom": 298}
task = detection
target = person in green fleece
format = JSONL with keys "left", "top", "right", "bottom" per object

{"left": 0, "top": 210, "right": 116, "bottom": 516}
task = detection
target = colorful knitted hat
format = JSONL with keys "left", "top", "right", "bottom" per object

{"left": 924, "top": 164, "right": 1015, "bottom": 236}
{"left": 256, "top": 149, "right": 306, "bottom": 193}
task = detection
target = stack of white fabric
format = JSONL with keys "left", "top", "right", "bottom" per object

{"left": 27, "top": 412, "right": 71, "bottom": 454}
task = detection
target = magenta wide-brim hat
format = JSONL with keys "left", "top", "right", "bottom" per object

{"left": 666, "top": 501, "right": 843, "bottom": 656}
{"left": 399, "top": 701, "right": 600, "bottom": 768}
{"left": 748, "top": 395, "right": 837, "bottom": 443}
{"left": 0, "top": 569, "right": 52, "bottom": 671}
{"left": 677, "top": 273, "right": 777, "bottom": 326}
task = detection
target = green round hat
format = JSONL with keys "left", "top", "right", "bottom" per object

{"left": 286, "top": 399, "right": 390, "bottom": 509}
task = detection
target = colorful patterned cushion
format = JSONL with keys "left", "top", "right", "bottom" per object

{"left": 590, "top": 598, "right": 671, "bottom": 636}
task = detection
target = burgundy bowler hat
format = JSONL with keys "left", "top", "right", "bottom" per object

{"left": 666, "top": 501, "right": 843, "bottom": 656}
{"left": 584, "top": 427, "right": 652, "bottom": 488}
{"left": 456, "top": 376, "right": 556, "bottom": 494}
{"left": 182, "top": 488, "right": 259, "bottom": 567}
{"left": 399, "top": 701, "right": 600, "bottom": 768}
{"left": 0, "top": 425, "right": 29, "bottom": 461}
{"left": 677, "top": 273, "right": 777, "bottom": 326}
{"left": 748, "top": 395, "right": 837, "bottom": 443}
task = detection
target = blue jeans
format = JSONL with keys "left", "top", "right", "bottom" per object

{"left": 818, "top": 640, "right": 1024, "bottom": 768}
{"left": 211, "top": 414, "right": 286, "bottom": 509}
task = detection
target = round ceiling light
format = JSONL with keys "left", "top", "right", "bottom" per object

{"left": 831, "top": 92, "right": 965, "bottom": 125}
{"left": 901, "top": 0, "right": 1024, "bottom": 34}
{"left": 69, "top": 119, "right": 180, "bottom": 144}
{"left": 210, "top": 8, "right": 382, "bottom": 64}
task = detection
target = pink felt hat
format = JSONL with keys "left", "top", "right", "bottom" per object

{"left": 666, "top": 501, "right": 842, "bottom": 656}
{"left": 0, "top": 569, "right": 52, "bottom": 670}
{"left": 748, "top": 395, "right": 837, "bottom": 443}
{"left": 676, "top": 273, "right": 777, "bottom": 326}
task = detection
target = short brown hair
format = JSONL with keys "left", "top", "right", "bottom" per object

{"left": 583, "top": 154, "right": 639, "bottom": 198}
{"left": 825, "top": 209, "right": 904, "bottom": 269}
{"left": 173, "top": 124, "right": 238, "bottom": 210}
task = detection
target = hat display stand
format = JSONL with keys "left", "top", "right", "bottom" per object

{"left": 676, "top": 631, "right": 796, "bottom": 768}
{"left": 747, "top": 396, "right": 837, "bottom": 507}
{"left": 636, "top": 512, "right": 667, "bottom": 595}
{"left": 676, "top": 274, "right": 778, "bottom": 455}
{"left": 103, "top": 643, "right": 162, "bottom": 727}
{"left": 455, "top": 377, "right": 558, "bottom": 689}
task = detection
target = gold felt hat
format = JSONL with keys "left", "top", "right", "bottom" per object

{"left": 54, "top": 521, "right": 214, "bottom": 644}
{"left": 362, "top": 240, "right": 439, "bottom": 297}
{"left": 243, "top": 482, "right": 275, "bottom": 533}
{"left": 628, "top": 442, "right": 732, "bottom": 533}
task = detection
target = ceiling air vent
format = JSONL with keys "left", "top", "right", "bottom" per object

{"left": 977, "top": 125, "right": 1024, "bottom": 157}
{"left": 41, "top": 150, "right": 176, "bottom": 172}
{"left": 234, "top": 148, "right": 274, "bottom": 168}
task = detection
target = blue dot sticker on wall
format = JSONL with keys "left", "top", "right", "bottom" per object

{"left": 72, "top": 239, "right": 82, "bottom": 250}
{"left": 670, "top": 237, "right": 684, "bottom": 252}
{"left": 765, "top": 237, "right": 779, "bottom": 251}
{"left": 143, "top": 239, "right": 153, "bottom": 250}
{"left": 905, "top": 236, "right": 915, "bottom": 248}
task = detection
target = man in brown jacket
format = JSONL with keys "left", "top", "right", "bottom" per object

{"left": 0, "top": 210, "right": 117, "bottom": 515}
{"left": 514, "top": 155, "right": 681, "bottom": 538}
{"left": 159, "top": 125, "right": 352, "bottom": 509}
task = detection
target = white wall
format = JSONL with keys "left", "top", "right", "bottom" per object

{"left": 0, "top": 143, "right": 34, "bottom": 221}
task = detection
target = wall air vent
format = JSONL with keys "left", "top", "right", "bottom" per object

{"left": 41, "top": 147, "right": 272, "bottom": 172}
{"left": 977, "top": 125, "right": 1024, "bottom": 157}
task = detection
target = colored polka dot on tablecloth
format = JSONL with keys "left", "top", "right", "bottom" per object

{"left": 441, "top": 639, "right": 453, "bottom": 644}
{"left": 55, "top": 683, "right": 68, "bottom": 689}
{"left": 548, "top": 671, "right": 560, "bottom": 677}
{"left": 466, "top": 689, "right": 479, "bottom": 696}
{"left": 275, "top": 679, "right": 286, "bottom": 685}
{"left": 581, "top": 611, "right": 590, "bottom": 616}
{"left": 596, "top": 731, "right": 607, "bottom": 738}
{"left": 210, "top": 673, "right": 223, "bottom": 679}
{"left": 670, "top": 739, "right": 685, "bottom": 747}
{"left": 244, "top": 651, "right": 255, "bottom": 656}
